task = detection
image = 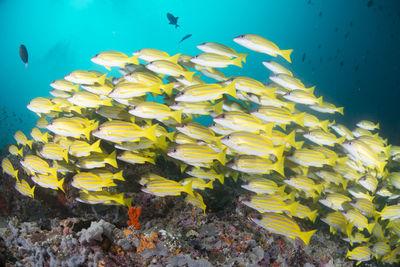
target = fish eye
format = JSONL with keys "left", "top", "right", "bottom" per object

{"left": 221, "top": 114, "right": 225, "bottom": 119}
{"left": 173, "top": 148, "right": 177, "bottom": 153}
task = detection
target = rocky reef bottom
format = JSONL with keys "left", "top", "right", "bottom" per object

{"left": 0, "top": 155, "right": 388, "bottom": 267}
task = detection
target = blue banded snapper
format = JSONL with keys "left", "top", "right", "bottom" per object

{"left": 76, "top": 191, "right": 132, "bottom": 206}
{"left": 76, "top": 151, "right": 118, "bottom": 169}
{"left": 8, "top": 145, "right": 23, "bottom": 157}
{"left": 65, "top": 70, "right": 107, "bottom": 85}
{"left": 234, "top": 34, "right": 293, "bottom": 63}
{"left": 50, "top": 79, "right": 79, "bottom": 92}
{"left": 15, "top": 179, "right": 35, "bottom": 199}
{"left": 185, "top": 192, "right": 207, "bottom": 215}
{"left": 346, "top": 245, "right": 372, "bottom": 265}
{"left": 91, "top": 51, "right": 139, "bottom": 70}
{"left": 2, "top": 158, "right": 19, "bottom": 181}
{"left": 133, "top": 48, "right": 180, "bottom": 63}
{"left": 14, "top": 130, "right": 33, "bottom": 149}
{"left": 197, "top": 42, "right": 247, "bottom": 62}
{"left": 71, "top": 172, "right": 117, "bottom": 191}
{"left": 31, "top": 173, "right": 64, "bottom": 192}
{"left": 141, "top": 175, "right": 194, "bottom": 197}
{"left": 251, "top": 213, "right": 316, "bottom": 245}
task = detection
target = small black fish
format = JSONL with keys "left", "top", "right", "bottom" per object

{"left": 355, "top": 65, "right": 359, "bottom": 71}
{"left": 179, "top": 34, "right": 192, "bottom": 43}
{"left": 308, "top": 0, "right": 312, "bottom": 5}
{"left": 302, "top": 53, "right": 306, "bottom": 62}
{"left": 319, "top": 11, "right": 323, "bottom": 17}
{"left": 367, "top": 0, "right": 373, "bottom": 8}
{"left": 334, "top": 27, "right": 339, "bottom": 32}
{"left": 19, "top": 44, "right": 28, "bottom": 67}
{"left": 167, "top": 13, "right": 179, "bottom": 28}
{"left": 318, "top": 44, "right": 322, "bottom": 49}
{"left": 344, "top": 32, "right": 350, "bottom": 39}
{"left": 340, "top": 60, "right": 344, "bottom": 67}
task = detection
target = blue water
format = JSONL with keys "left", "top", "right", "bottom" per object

{"left": 0, "top": 0, "right": 399, "bottom": 148}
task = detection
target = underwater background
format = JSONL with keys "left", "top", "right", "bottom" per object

{"left": 0, "top": 0, "right": 400, "bottom": 148}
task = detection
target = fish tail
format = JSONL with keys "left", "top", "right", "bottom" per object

{"left": 213, "top": 100, "right": 224, "bottom": 114}
{"left": 58, "top": 178, "right": 65, "bottom": 193}
{"left": 337, "top": 107, "right": 344, "bottom": 115}
{"left": 82, "top": 127, "right": 92, "bottom": 140}
{"left": 26, "top": 140, "right": 33, "bottom": 149}
{"left": 183, "top": 181, "right": 194, "bottom": 196}
{"left": 263, "top": 123, "right": 273, "bottom": 136}
{"left": 342, "top": 179, "right": 349, "bottom": 190}
{"left": 42, "top": 132, "right": 49, "bottom": 143}
{"left": 123, "top": 197, "right": 133, "bottom": 207}
{"left": 129, "top": 55, "right": 139, "bottom": 65}
{"left": 102, "top": 98, "right": 113, "bottom": 106}
{"left": 216, "top": 174, "right": 224, "bottom": 184}
{"left": 274, "top": 145, "right": 285, "bottom": 160}
{"left": 169, "top": 53, "right": 181, "bottom": 64}
{"left": 90, "top": 139, "right": 102, "bottom": 153}
{"left": 50, "top": 167, "right": 58, "bottom": 178}
{"left": 149, "top": 85, "right": 162, "bottom": 95}
{"left": 377, "top": 161, "right": 387, "bottom": 175}
{"left": 274, "top": 158, "right": 285, "bottom": 177}
{"left": 30, "top": 185, "right": 36, "bottom": 198}
{"left": 99, "top": 73, "right": 108, "bottom": 85}
{"left": 231, "top": 57, "right": 242, "bottom": 68}
{"left": 171, "top": 110, "right": 182, "bottom": 123}
{"left": 280, "top": 49, "right": 293, "bottom": 63}
{"left": 164, "top": 132, "right": 175, "bottom": 142}
{"left": 206, "top": 180, "right": 214, "bottom": 189}
{"left": 161, "top": 82, "right": 174, "bottom": 96}
{"left": 376, "top": 122, "right": 380, "bottom": 129}
{"left": 73, "top": 84, "right": 80, "bottom": 92}
{"left": 114, "top": 170, "right": 125, "bottom": 181}
{"left": 183, "top": 71, "right": 195, "bottom": 82}
{"left": 320, "top": 120, "right": 329, "bottom": 132}
{"left": 285, "top": 131, "right": 296, "bottom": 148}
{"left": 367, "top": 222, "right": 376, "bottom": 234}
{"left": 70, "top": 105, "right": 82, "bottom": 114}
{"left": 63, "top": 148, "right": 69, "bottom": 163}
{"left": 106, "top": 151, "right": 118, "bottom": 168}
{"left": 142, "top": 124, "right": 157, "bottom": 142}
{"left": 294, "top": 141, "right": 304, "bottom": 149}
{"left": 298, "top": 229, "right": 316, "bottom": 246}
{"left": 308, "top": 209, "right": 318, "bottom": 223}
{"left": 224, "top": 81, "right": 237, "bottom": 98}
{"left": 14, "top": 170, "right": 19, "bottom": 182}
{"left": 286, "top": 102, "right": 296, "bottom": 112}
{"left": 294, "top": 112, "right": 305, "bottom": 127}
{"left": 286, "top": 201, "right": 298, "bottom": 215}
{"left": 237, "top": 53, "right": 248, "bottom": 63}
{"left": 17, "top": 147, "right": 24, "bottom": 157}
{"left": 384, "top": 145, "right": 391, "bottom": 157}
{"left": 146, "top": 156, "right": 156, "bottom": 165}
{"left": 217, "top": 149, "right": 227, "bottom": 165}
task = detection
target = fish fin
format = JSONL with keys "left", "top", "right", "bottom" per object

{"left": 376, "top": 122, "right": 380, "bottom": 129}
{"left": 169, "top": 53, "right": 181, "bottom": 64}
{"left": 63, "top": 148, "right": 69, "bottom": 163}
{"left": 30, "top": 185, "right": 36, "bottom": 198}
{"left": 105, "top": 66, "right": 111, "bottom": 71}
{"left": 216, "top": 174, "right": 224, "bottom": 184}
{"left": 50, "top": 167, "right": 58, "bottom": 178}
{"left": 102, "top": 98, "right": 113, "bottom": 106}
{"left": 142, "top": 124, "right": 158, "bottom": 142}
{"left": 237, "top": 53, "right": 248, "bottom": 63}
{"left": 275, "top": 145, "right": 285, "bottom": 160}
{"left": 149, "top": 85, "right": 162, "bottom": 95}
{"left": 306, "top": 86, "right": 315, "bottom": 94}
{"left": 165, "top": 132, "right": 175, "bottom": 142}
{"left": 286, "top": 201, "right": 298, "bottom": 215}
{"left": 106, "top": 151, "right": 118, "bottom": 168}
{"left": 317, "top": 96, "right": 323, "bottom": 106}
{"left": 123, "top": 197, "right": 133, "bottom": 207}
{"left": 14, "top": 170, "right": 19, "bottom": 182}
{"left": 337, "top": 107, "right": 344, "bottom": 115}
{"left": 231, "top": 57, "right": 242, "bottom": 68}
{"left": 294, "top": 141, "right": 304, "bottom": 149}
{"left": 298, "top": 229, "right": 316, "bottom": 246}
{"left": 146, "top": 156, "right": 156, "bottom": 165}
{"left": 377, "top": 161, "right": 387, "bottom": 175}
{"left": 73, "top": 84, "right": 80, "bottom": 92}
{"left": 286, "top": 102, "right": 296, "bottom": 112}
{"left": 280, "top": 49, "right": 293, "bottom": 63}
{"left": 224, "top": 81, "right": 237, "bottom": 98}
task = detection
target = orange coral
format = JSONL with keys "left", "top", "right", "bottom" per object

{"left": 127, "top": 206, "right": 142, "bottom": 230}
{"left": 136, "top": 233, "right": 158, "bottom": 253}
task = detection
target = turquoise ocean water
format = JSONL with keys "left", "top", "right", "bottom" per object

{"left": 0, "top": 0, "right": 399, "bottom": 149}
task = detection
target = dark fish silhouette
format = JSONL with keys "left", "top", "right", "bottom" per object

{"left": 319, "top": 12, "right": 323, "bottom": 17}
{"left": 179, "top": 34, "right": 192, "bottom": 43}
{"left": 344, "top": 32, "right": 350, "bottom": 39}
{"left": 302, "top": 53, "right": 306, "bottom": 62}
{"left": 19, "top": 44, "right": 28, "bottom": 67}
{"left": 167, "top": 13, "right": 179, "bottom": 28}
{"left": 340, "top": 60, "right": 344, "bottom": 67}
{"left": 367, "top": 0, "right": 373, "bottom": 8}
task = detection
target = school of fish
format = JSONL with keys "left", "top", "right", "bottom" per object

{"left": 2, "top": 34, "right": 400, "bottom": 265}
